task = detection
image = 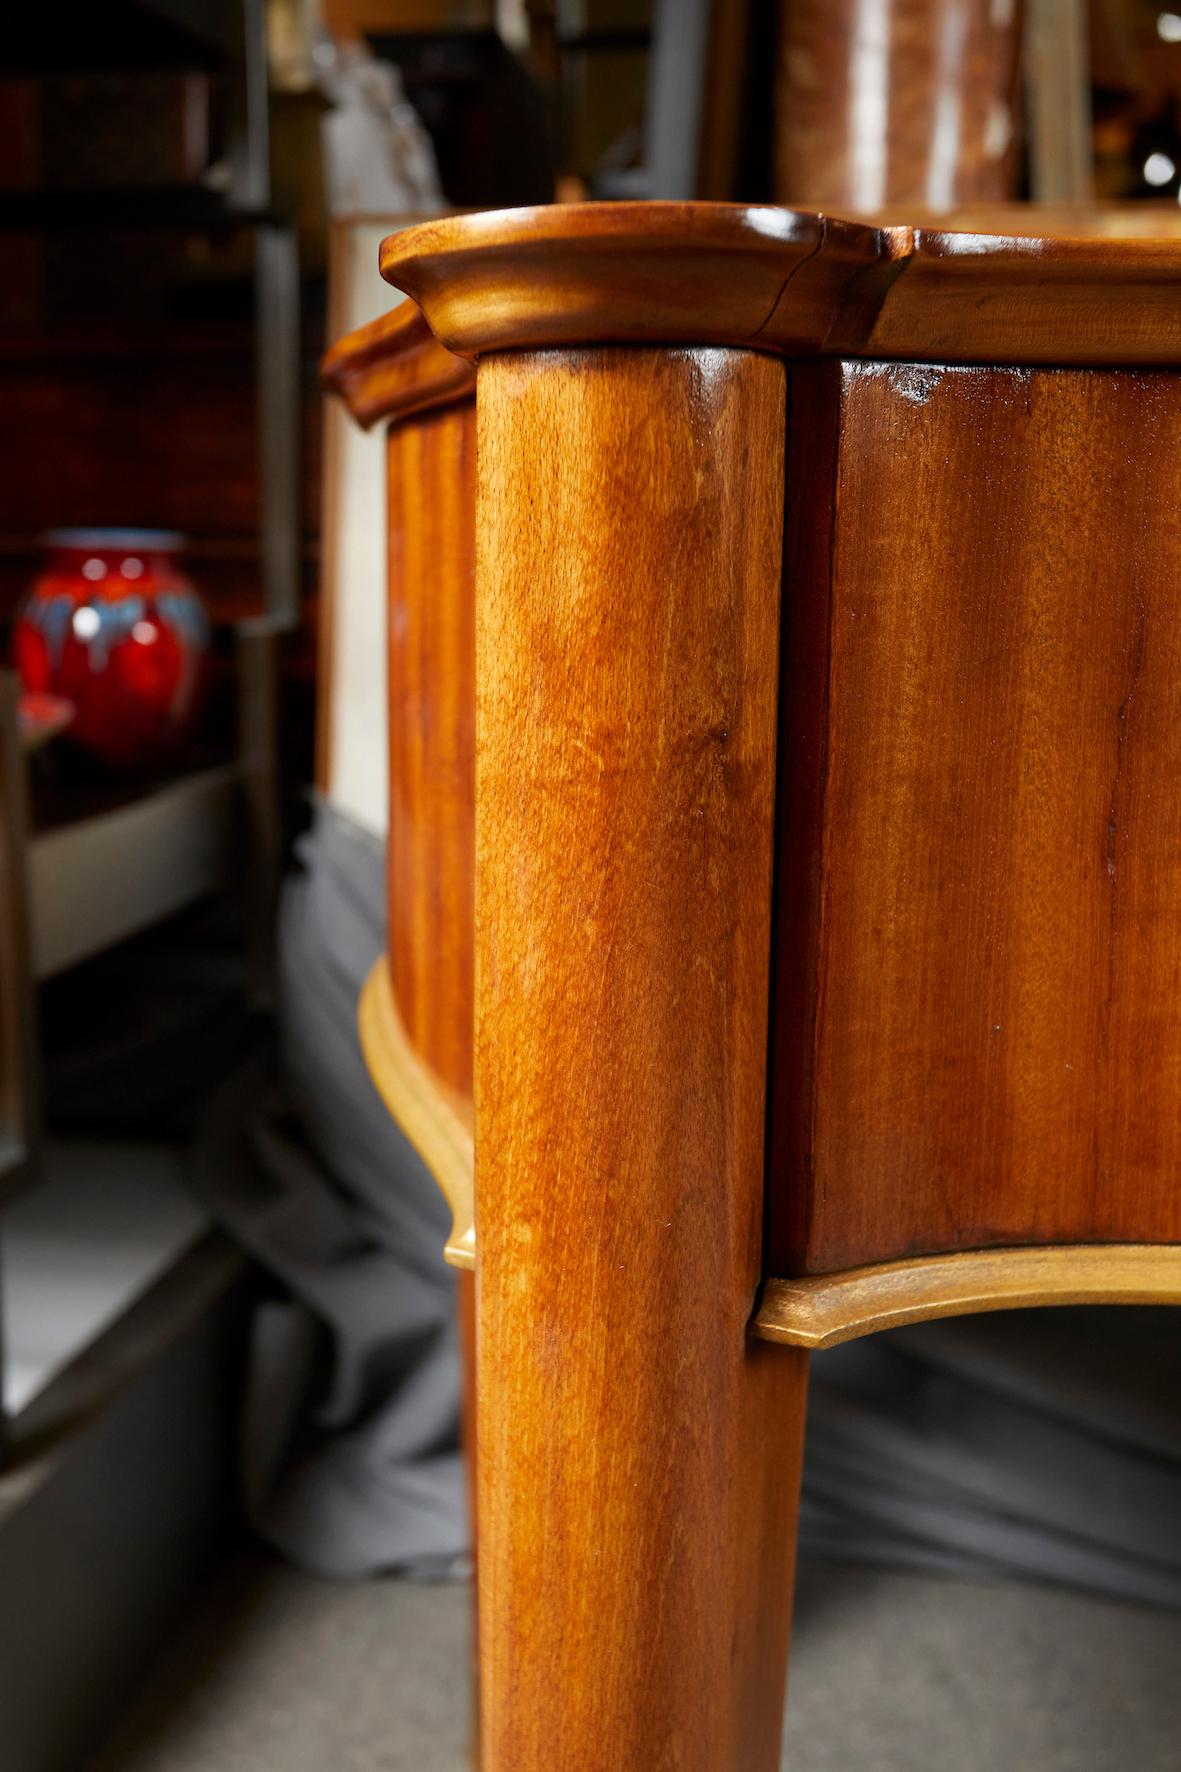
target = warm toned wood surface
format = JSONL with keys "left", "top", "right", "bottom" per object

{"left": 386, "top": 399, "right": 476, "bottom": 1101}
{"left": 755, "top": 1245, "right": 1181, "bottom": 1350}
{"left": 861, "top": 202, "right": 1181, "bottom": 236}
{"left": 771, "top": 360, "right": 1181, "bottom": 1275}
{"left": 379, "top": 203, "right": 1181, "bottom": 369}
{"left": 775, "top": 0, "right": 1023, "bottom": 210}
{"left": 845, "top": 231, "right": 1181, "bottom": 368}
{"left": 358, "top": 960, "right": 474, "bottom": 1269}
{"left": 320, "top": 298, "right": 475, "bottom": 431}
{"left": 474, "top": 345, "right": 805, "bottom": 1772}
{"left": 379, "top": 201, "right": 887, "bottom": 359}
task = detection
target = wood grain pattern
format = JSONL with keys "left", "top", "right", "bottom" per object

{"left": 378, "top": 203, "right": 1181, "bottom": 369}
{"left": 379, "top": 201, "right": 888, "bottom": 359}
{"left": 775, "top": 0, "right": 1024, "bottom": 210}
{"left": 755, "top": 1244, "right": 1181, "bottom": 1350}
{"left": 843, "top": 230, "right": 1181, "bottom": 368}
{"left": 474, "top": 345, "right": 805, "bottom": 1772}
{"left": 771, "top": 360, "right": 1181, "bottom": 1275}
{"left": 386, "top": 399, "right": 476, "bottom": 1099}
{"left": 358, "top": 959, "right": 474, "bottom": 1269}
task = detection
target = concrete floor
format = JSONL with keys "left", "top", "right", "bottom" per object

{"left": 95, "top": 1550, "right": 1181, "bottom": 1771}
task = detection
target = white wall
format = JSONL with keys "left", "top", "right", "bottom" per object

{"left": 322, "top": 221, "right": 410, "bottom": 838}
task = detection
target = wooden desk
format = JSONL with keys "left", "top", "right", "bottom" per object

{"left": 326, "top": 204, "right": 1181, "bottom": 1772}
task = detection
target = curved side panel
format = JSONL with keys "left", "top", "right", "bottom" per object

{"left": 755, "top": 1245, "right": 1181, "bottom": 1350}
{"left": 379, "top": 201, "right": 1181, "bottom": 370}
{"left": 386, "top": 400, "right": 476, "bottom": 1100}
{"left": 358, "top": 958, "right": 474, "bottom": 1271}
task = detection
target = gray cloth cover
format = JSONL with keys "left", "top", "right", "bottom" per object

{"left": 801, "top": 1309, "right": 1181, "bottom": 1607}
{"left": 197, "top": 799, "right": 1181, "bottom": 1603}
{"left": 195, "top": 800, "right": 467, "bottom": 1578}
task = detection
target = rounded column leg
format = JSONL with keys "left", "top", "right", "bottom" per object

{"left": 474, "top": 345, "right": 807, "bottom": 1772}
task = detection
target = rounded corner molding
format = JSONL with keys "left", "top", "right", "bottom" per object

{"left": 358, "top": 958, "right": 475, "bottom": 1272}
{"left": 753, "top": 1243, "right": 1181, "bottom": 1350}
{"left": 321, "top": 298, "right": 475, "bottom": 429}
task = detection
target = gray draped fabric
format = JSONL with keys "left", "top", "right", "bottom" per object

{"left": 193, "top": 800, "right": 467, "bottom": 1578}
{"left": 801, "top": 1309, "right": 1181, "bottom": 1607}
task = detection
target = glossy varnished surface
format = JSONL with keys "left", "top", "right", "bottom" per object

{"left": 380, "top": 203, "right": 1181, "bottom": 368}
{"left": 320, "top": 298, "right": 474, "bottom": 430}
{"left": 848, "top": 231, "right": 1181, "bottom": 367}
{"left": 771, "top": 360, "right": 1181, "bottom": 1275}
{"left": 475, "top": 346, "right": 805, "bottom": 1772}
{"left": 380, "top": 202, "right": 888, "bottom": 359}
{"left": 386, "top": 401, "right": 475, "bottom": 1100}
{"left": 377, "top": 202, "right": 872, "bottom": 357}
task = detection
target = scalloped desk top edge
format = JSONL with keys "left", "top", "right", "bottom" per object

{"left": 370, "top": 201, "right": 1181, "bottom": 373}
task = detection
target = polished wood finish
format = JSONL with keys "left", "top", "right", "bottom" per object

{"left": 0, "top": 319, "right": 320, "bottom": 626}
{"left": 474, "top": 346, "right": 804, "bottom": 1772}
{"left": 770, "top": 359, "right": 1181, "bottom": 1274}
{"left": 845, "top": 230, "right": 1181, "bottom": 368}
{"left": 381, "top": 204, "right": 1181, "bottom": 369}
{"left": 329, "top": 203, "right": 1181, "bottom": 1771}
{"left": 321, "top": 254, "right": 477, "bottom": 1104}
{"left": 358, "top": 960, "right": 474, "bottom": 1269}
{"left": 385, "top": 400, "right": 476, "bottom": 1100}
{"left": 320, "top": 298, "right": 474, "bottom": 432}
{"left": 1025, "top": 0, "right": 1093, "bottom": 204}
{"left": 775, "top": 0, "right": 1024, "bottom": 210}
{"left": 379, "top": 201, "right": 886, "bottom": 359}
{"left": 756, "top": 1245, "right": 1181, "bottom": 1351}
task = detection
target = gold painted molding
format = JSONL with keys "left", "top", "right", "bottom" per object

{"left": 753, "top": 1243, "right": 1181, "bottom": 1350}
{"left": 358, "top": 958, "right": 475, "bottom": 1271}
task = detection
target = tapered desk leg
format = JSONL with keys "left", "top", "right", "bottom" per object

{"left": 474, "top": 346, "right": 806, "bottom": 1772}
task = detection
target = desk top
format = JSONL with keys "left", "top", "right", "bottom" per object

{"left": 348, "top": 202, "right": 1181, "bottom": 378}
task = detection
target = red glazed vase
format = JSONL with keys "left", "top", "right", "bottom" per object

{"left": 13, "top": 530, "right": 210, "bottom": 769}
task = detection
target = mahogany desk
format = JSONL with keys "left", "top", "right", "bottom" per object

{"left": 324, "top": 204, "right": 1181, "bottom": 1772}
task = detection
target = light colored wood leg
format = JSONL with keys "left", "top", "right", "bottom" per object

{"left": 473, "top": 345, "right": 804, "bottom": 1771}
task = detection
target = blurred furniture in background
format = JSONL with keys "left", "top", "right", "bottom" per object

{"left": 0, "top": 4, "right": 310, "bottom": 1764}
{"left": 774, "top": 0, "right": 1027, "bottom": 206}
{"left": 771, "top": 0, "right": 1090, "bottom": 209}
{"left": 561, "top": 0, "right": 1181, "bottom": 209}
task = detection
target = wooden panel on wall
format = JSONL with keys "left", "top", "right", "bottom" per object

{"left": 771, "top": 359, "right": 1181, "bottom": 1275}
